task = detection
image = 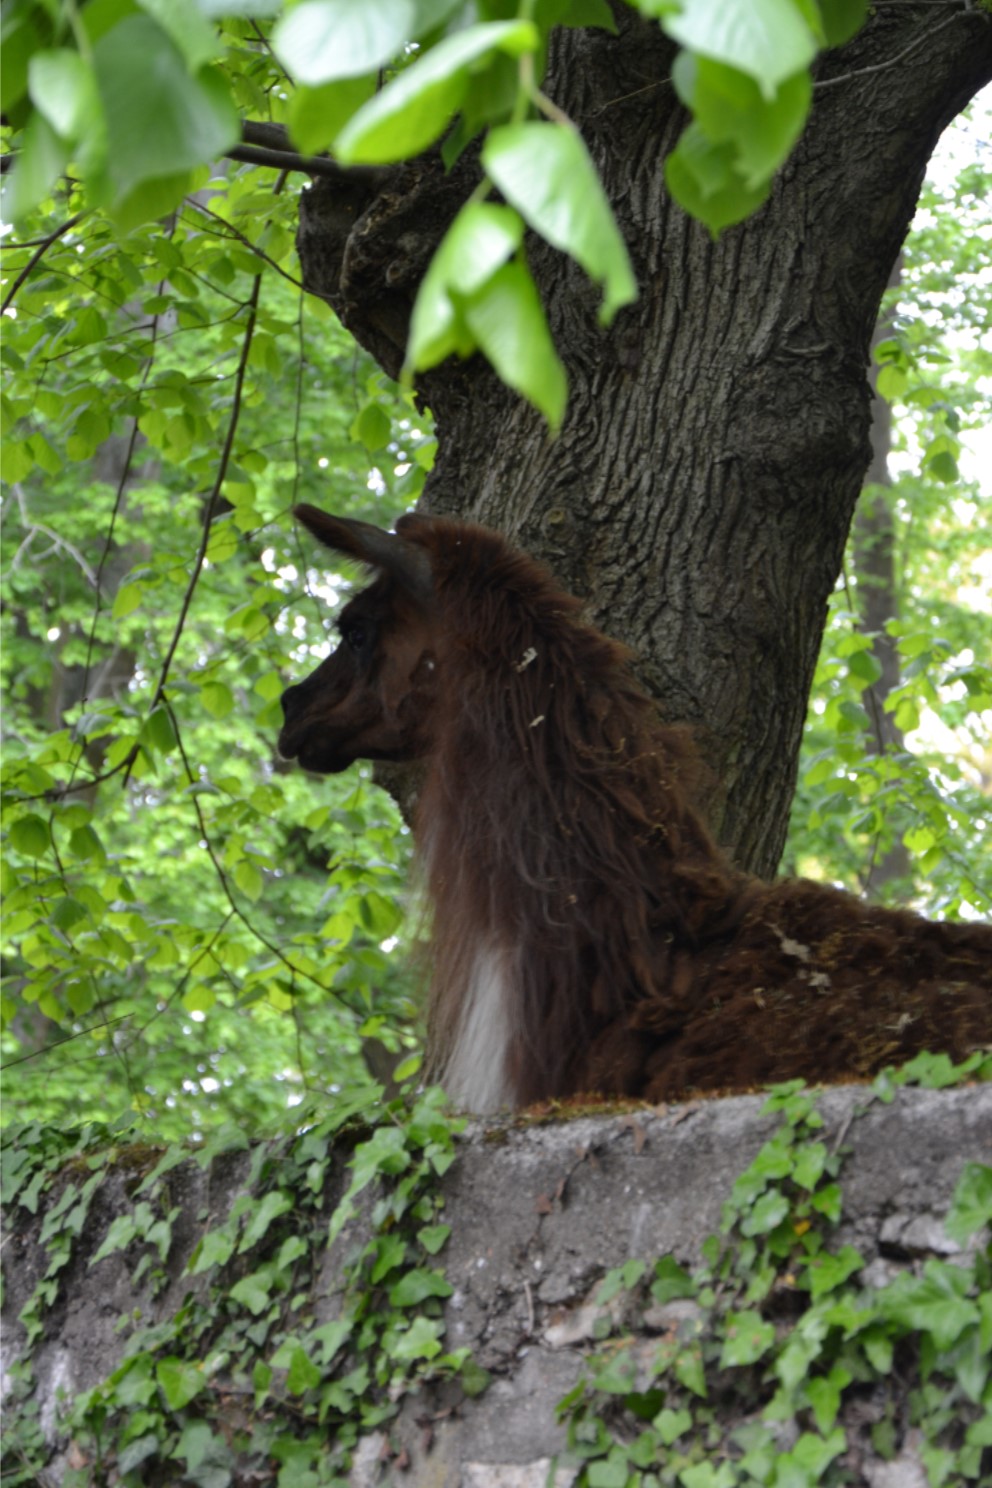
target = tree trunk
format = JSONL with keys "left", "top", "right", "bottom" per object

{"left": 853, "top": 256, "right": 914, "bottom": 896}
{"left": 295, "top": 5, "right": 992, "bottom": 877}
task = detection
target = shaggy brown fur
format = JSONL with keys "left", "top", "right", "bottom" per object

{"left": 279, "top": 507, "right": 992, "bottom": 1112}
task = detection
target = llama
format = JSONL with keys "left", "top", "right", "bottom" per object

{"left": 278, "top": 506, "right": 992, "bottom": 1112}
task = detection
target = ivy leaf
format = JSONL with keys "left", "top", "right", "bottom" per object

{"left": 230, "top": 1271, "right": 274, "bottom": 1316}
{"left": 238, "top": 1189, "right": 293, "bottom": 1252}
{"left": 418, "top": 1222, "right": 451, "bottom": 1255}
{"left": 740, "top": 1188, "right": 789, "bottom": 1236}
{"left": 285, "top": 1343, "right": 322, "bottom": 1394}
{"left": 803, "top": 1244, "right": 863, "bottom": 1300}
{"left": 200, "top": 681, "right": 234, "bottom": 719}
{"left": 388, "top": 1266, "right": 454, "bottom": 1306}
{"left": 482, "top": 122, "right": 637, "bottom": 324}
{"left": 654, "top": 1405, "right": 693, "bottom": 1445}
{"left": 157, "top": 1357, "right": 205, "bottom": 1411}
{"left": 334, "top": 21, "right": 539, "bottom": 164}
{"left": 806, "top": 1363, "right": 852, "bottom": 1432}
{"left": 389, "top": 1314, "right": 444, "bottom": 1361}
{"left": 652, "top": 1255, "right": 697, "bottom": 1303}
{"left": 945, "top": 1163, "right": 992, "bottom": 1245}
{"left": 89, "top": 1212, "right": 138, "bottom": 1264}
{"left": 719, "top": 1309, "right": 775, "bottom": 1366}
{"left": 879, "top": 1259, "right": 980, "bottom": 1351}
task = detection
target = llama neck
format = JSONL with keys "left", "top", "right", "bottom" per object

{"left": 415, "top": 533, "right": 741, "bottom": 1111}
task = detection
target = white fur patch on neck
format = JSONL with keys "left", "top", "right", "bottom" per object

{"left": 441, "top": 945, "right": 516, "bottom": 1114}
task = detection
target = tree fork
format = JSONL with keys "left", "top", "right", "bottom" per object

{"left": 294, "top": 5, "right": 992, "bottom": 877}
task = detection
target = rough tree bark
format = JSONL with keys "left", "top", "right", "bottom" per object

{"left": 294, "top": 4, "right": 992, "bottom": 877}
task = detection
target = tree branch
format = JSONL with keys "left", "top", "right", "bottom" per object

{"left": 234, "top": 122, "right": 390, "bottom": 185}
{"left": 1, "top": 211, "right": 85, "bottom": 314}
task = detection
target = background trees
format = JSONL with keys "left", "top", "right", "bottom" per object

{"left": 1, "top": 3, "right": 989, "bottom": 1136}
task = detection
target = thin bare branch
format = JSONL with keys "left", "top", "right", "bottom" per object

{"left": 1, "top": 211, "right": 85, "bottom": 314}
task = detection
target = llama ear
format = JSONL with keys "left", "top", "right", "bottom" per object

{"left": 293, "top": 505, "right": 433, "bottom": 601}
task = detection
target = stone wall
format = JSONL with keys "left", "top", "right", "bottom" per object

{"left": 2, "top": 1083, "right": 989, "bottom": 1485}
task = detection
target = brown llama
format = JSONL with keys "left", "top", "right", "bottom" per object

{"left": 278, "top": 506, "right": 992, "bottom": 1112}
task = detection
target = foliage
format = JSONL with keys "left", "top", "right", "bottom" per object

{"left": 1, "top": 17, "right": 987, "bottom": 1139}
{"left": 556, "top": 1055, "right": 992, "bottom": 1488}
{"left": 1, "top": 162, "right": 432, "bottom": 1136}
{"left": 786, "top": 126, "right": 992, "bottom": 917}
{"left": 1, "top": 0, "right": 874, "bottom": 424}
{"left": 0, "top": 1085, "right": 477, "bottom": 1485}
{"left": 2, "top": 1062, "right": 988, "bottom": 1483}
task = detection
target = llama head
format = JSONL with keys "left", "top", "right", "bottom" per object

{"left": 278, "top": 506, "right": 440, "bottom": 774}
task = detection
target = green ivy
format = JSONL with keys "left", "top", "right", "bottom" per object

{"left": 556, "top": 1056, "right": 992, "bottom": 1488}
{"left": 1, "top": 1087, "right": 483, "bottom": 1485}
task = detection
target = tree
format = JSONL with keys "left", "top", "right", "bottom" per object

{"left": 1, "top": 2, "right": 990, "bottom": 1134}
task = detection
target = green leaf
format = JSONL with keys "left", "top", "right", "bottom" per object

{"left": 189, "top": 1229, "right": 236, "bottom": 1275}
{"left": 230, "top": 1271, "right": 274, "bottom": 1315}
{"left": 483, "top": 123, "right": 636, "bottom": 324}
{"left": 652, "top": 1255, "right": 697, "bottom": 1303}
{"left": 388, "top": 1266, "right": 454, "bottom": 1306}
{"left": 390, "top": 1314, "right": 444, "bottom": 1361}
{"left": 654, "top": 1405, "right": 693, "bottom": 1445}
{"left": 672, "top": 53, "right": 810, "bottom": 190}
{"left": 310, "top": 1318, "right": 350, "bottom": 1364}
{"left": 288, "top": 74, "right": 378, "bottom": 154}
{"left": 157, "top": 1357, "right": 205, "bottom": 1410}
{"left": 136, "top": 0, "right": 221, "bottom": 72}
{"left": 200, "top": 680, "right": 234, "bottom": 719}
{"left": 91, "top": 16, "right": 238, "bottom": 224}
{"left": 408, "top": 201, "right": 524, "bottom": 370}
{"left": 351, "top": 401, "right": 393, "bottom": 452}
{"left": 28, "top": 50, "right": 100, "bottom": 145}
{"left": 90, "top": 1212, "right": 138, "bottom": 1264}
{"left": 674, "top": 1345, "right": 707, "bottom": 1398}
{"left": 926, "top": 449, "right": 959, "bottom": 483}
{"left": 945, "top": 1163, "right": 992, "bottom": 1245}
{"left": 818, "top": 0, "right": 868, "bottom": 48}
{"left": 285, "top": 1342, "right": 322, "bottom": 1394}
{"left": 664, "top": 122, "right": 771, "bottom": 236}
{"left": 9, "top": 814, "right": 51, "bottom": 859}
{"left": 720, "top": 1308, "right": 775, "bottom": 1366}
{"left": 791, "top": 1140, "right": 828, "bottom": 1190}
{"left": 741, "top": 1187, "right": 789, "bottom": 1236}
{"left": 418, "top": 1222, "right": 451, "bottom": 1255}
{"left": 463, "top": 260, "right": 568, "bottom": 431}
{"left": 335, "top": 20, "right": 539, "bottom": 164}
{"left": 234, "top": 859, "right": 264, "bottom": 902}
{"left": 879, "top": 1259, "right": 980, "bottom": 1351}
{"left": 662, "top": 0, "right": 818, "bottom": 100}
{"left": 273, "top": 0, "right": 415, "bottom": 85}
{"left": 803, "top": 1244, "right": 863, "bottom": 1300}
{"left": 2, "top": 109, "right": 68, "bottom": 222}
{"left": 806, "top": 1364, "right": 851, "bottom": 1433}
{"left": 239, "top": 1189, "right": 293, "bottom": 1252}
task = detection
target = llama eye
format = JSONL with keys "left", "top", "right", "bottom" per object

{"left": 342, "top": 619, "right": 370, "bottom": 651}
